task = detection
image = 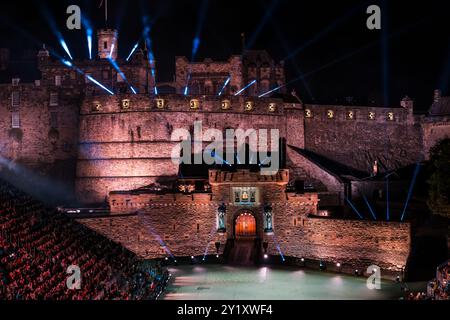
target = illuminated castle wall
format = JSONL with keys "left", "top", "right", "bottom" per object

{"left": 0, "top": 29, "right": 449, "bottom": 206}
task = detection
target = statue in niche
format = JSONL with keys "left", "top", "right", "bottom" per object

{"left": 241, "top": 191, "right": 249, "bottom": 202}
{"left": 217, "top": 203, "right": 226, "bottom": 232}
{"left": 264, "top": 204, "right": 273, "bottom": 233}
{"left": 234, "top": 191, "right": 240, "bottom": 202}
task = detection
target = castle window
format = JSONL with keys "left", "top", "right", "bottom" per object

{"left": 260, "top": 79, "right": 270, "bottom": 93}
{"left": 244, "top": 101, "right": 254, "bottom": 111}
{"left": 156, "top": 98, "right": 165, "bottom": 109}
{"left": 268, "top": 103, "right": 276, "bottom": 112}
{"left": 327, "top": 110, "right": 334, "bottom": 119}
{"left": 347, "top": 111, "right": 355, "bottom": 120}
{"left": 55, "top": 75, "right": 61, "bottom": 86}
{"left": 11, "top": 91, "right": 20, "bottom": 108}
{"left": 50, "top": 112, "right": 58, "bottom": 128}
{"left": 102, "top": 70, "right": 109, "bottom": 80}
{"left": 387, "top": 112, "right": 395, "bottom": 121}
{"left": 11, "top": 112, "right": 20, "bottom": 128}
{"left": 117, "top": 72, "right": 124, "bottom": 82}
{"left": 104, "top": 41, "right": 108, "bottom": 49}
{"left": 35, "top": 80, "right": 41, "bottom": 87}
{"left": 49, "top": 93, "right": 59, "bottom": 107}
{"left": 221, "top": 99, "right": 231, "bottom": 110}
{"left": 368, "top": 111, "right": 376, "bottom": 120}
{"left": 70, "top": 71, "right": 76, "bottom": 80}
{"left": 12, "top": 78, "right": 20, "bottom": 86}
{"left": 190, "top": 99, "right": 200, "bottom": 109}
{"left": 197, "top": 223, "right": 200, "bottom": 233}
{"left": 121, "top": 99, "right": 130, "bottom": 110}
{"left": 233, "top": 187, "right": 258, "bottom": 204}
{"left": 92, "top": 101, "right": 102, "bottom": 111}
{"left": 293, "top": 218, "right": 297, "bottom": 226}
{"left": 305, "top": 109, "right": 312, "bottom": 118}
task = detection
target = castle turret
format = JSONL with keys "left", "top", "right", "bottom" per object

{"left": 97, "top": 29, "right": 118, "bottom": 60}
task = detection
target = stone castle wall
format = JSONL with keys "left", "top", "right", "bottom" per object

{"left": 303, "top": 104, "right": 424, "bottom": 173}
{"left": 421, "top": 116, "right": 450, "bottom": 159}
{"left": 76, "top": 95, "right": 304, "bottom": 204}
{"left": 0, "top": 83, "right": 80, "bottom": 201}
{"left": 264, "top": 217, "right": 411, "bottom": 272}
{"left": 80, "top": 192, "right": 410, "bottom": 273}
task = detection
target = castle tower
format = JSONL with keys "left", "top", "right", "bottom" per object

{"left": 97, "top": 29, "right": 118, "bottom": 60}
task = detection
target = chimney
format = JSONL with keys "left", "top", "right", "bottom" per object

{"left": 434, "top": 89, "right": 441, "bottom": 103}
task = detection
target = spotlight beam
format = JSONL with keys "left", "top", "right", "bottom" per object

{"left": 346, "top": 198, "right": 363, "bottom": 219}
{"left": 401, "top": 163, "right": 421, "bottom": 221}
{"left": 282, "top": 0, "right": 369, "bottom": 61}
{"left": 59, "top": 39, "right": 73, "bottom": 60}
{"left": 126, "top": 42, "right": 139, "bottom": 61}
{"left": 258, "top": 18, "right": 428, "bottom": 97}
{"left": 381, "top": 0, "right": 389, "bottom": 106}
{"left": 82, "top": 16, "right": 93, "bottom": 59}
{"left": 218, "top": 77, "right": 231, "bottom": 96}
{"left": 268, "top": 17, "right": 314, "bottom": 100}
{"left": 40, "top": 5, "right": 74, "bottom": 60}
{"left": 108, "top": 58, "right": 137, "bottom": 94}
{"left": 234, "top": 80, "right": 257, "bottom": 96}
{"left": 137, "top": 210, "right": 175, "bottom": 259}
{"left": 245, "top": 0, "right": 280, "bottom": 50}
{"left": 87, "top": 75, "right": 114, "bottom": 95}
{"left": 361, "top": 193, "right": 377, "bottom": 220}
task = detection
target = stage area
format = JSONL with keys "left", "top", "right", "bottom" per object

{"left": 162, "top": 264, "right": 426, "bottom": 300}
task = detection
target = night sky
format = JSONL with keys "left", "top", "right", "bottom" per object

{"left": 1, "top": 0, "right": 449, "bottom": 110}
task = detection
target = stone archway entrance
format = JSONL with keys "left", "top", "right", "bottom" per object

{"left": 235, "top": 211, "right": 256, "bottom": 238}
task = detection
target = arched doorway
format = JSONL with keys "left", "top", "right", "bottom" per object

{"left": 235, "top": 211, "right": 256, "bottom": 238}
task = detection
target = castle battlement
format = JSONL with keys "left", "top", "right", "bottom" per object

{"left": 81, "top": 94, "right": 300, "bottom": 116}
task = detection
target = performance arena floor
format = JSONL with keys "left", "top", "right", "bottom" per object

{"left": 162, "top": 264, "right": 426, "bottom": 300}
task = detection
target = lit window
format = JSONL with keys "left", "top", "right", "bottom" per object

{"left": 50, "top": 112, "right": 58, "bottom": 128}
{"left": 49, "top": 93, "right": 59, "bottom": 107}
{"left": 55, "top": 75, "right": 61, "bottom": 86}
{"left": 221, "top": 100, "right": 231, "bottom": 110}
{"left": 11, "top": 92, "right": 20, "bottom": 107}
{"left": 268, "top": 103, "right": 276, "bottom": 112}
{"left": 244, "top": 101, "right": 254, "bottom": 111}
{"left": 233, "top": 187, "right": 258, "bottom": 204}
{"left": 190, "top": 99, "right": 200, "bottom": 109}
{"left": 121, "top": 99, "right": 130, "bottom": 110}
{"left": 368, "top": 112, "right": 376, "bottom": 120}
{"left": 327, "top": 110, "right": 334, "bottom": 119}
{"left": 11, "top": 112, "right": 20, "bottom": 128}
{"left": 92, "top": 101, "right": 102, "bottom": 111}
{"left": 156, "top": 98, "right": 165, "bottom": 109}
{"left": 387, "top": 112, "right": 394, "bottom": 121}
{"left": 35, "top": 80, "right": 41, "bottom": 87}
{"left": 347, "top": 111, "right": 355, "bottom": 120}
{"left": 12, "top": 78, "right": 20, "bottom": 86}
{"left": 305, "top": 109, "right": 312, "bottom": 118}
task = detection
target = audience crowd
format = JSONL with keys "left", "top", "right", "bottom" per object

{"left": 406, "top": 260, "right": 449, "bottom": 300}
{"left": 425, "top": 260, "right": 449, "bottom": 300}
{"left": 0, "top": 180, "right": 169, "bottom": 300}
